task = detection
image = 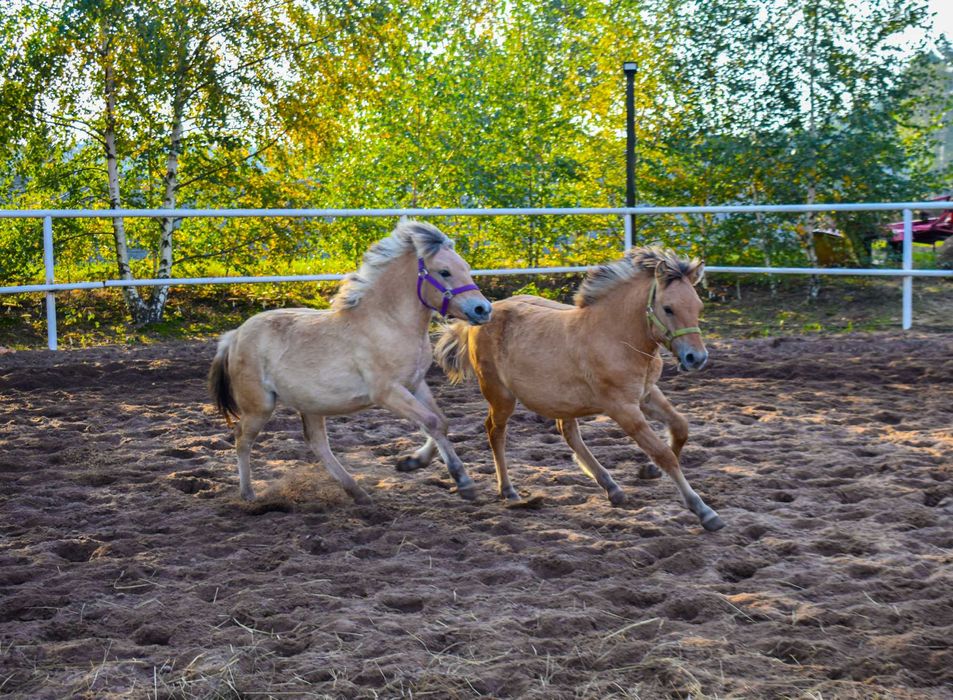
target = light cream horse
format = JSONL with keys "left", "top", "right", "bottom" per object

{"left": 208, "top": 220, "right": 491, "bottom": 503}
{"left": 434, "top": 247, "right": 724, "bottom": 531}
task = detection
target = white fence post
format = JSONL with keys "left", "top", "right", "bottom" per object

{"left": 43, "top": 216, "right": 57, "bottom": 350}
{"left": 623, "top": 213, "right": 633, "bottom": 250}
{"left": 902, "top": 208, "right": 913, "bottom": 330}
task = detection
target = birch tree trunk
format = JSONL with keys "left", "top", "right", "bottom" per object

{"left": 144, "top": 94, "right": 184, "bottom": 324}
{"left": 101, "top": 30, "right": 147, "bottom": 323}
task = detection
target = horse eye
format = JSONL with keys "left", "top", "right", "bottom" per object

{"left": 439, "top": 270, "right": 452, "bottom": 278}
{"left": 663, "top": 306, "right": 674, "bottom": 316}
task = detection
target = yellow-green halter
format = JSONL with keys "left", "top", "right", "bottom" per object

{"left": 646, "top": 277, "right": 701, "bottom": 351}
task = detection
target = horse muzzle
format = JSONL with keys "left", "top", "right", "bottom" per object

{"left": 676, "top": 345, "right": 708, "bottom": 371}
{"left": 460, "top": 297, "right": 492, "bottom": 325}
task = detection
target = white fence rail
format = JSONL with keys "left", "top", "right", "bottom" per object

{"left": 1, "top": 202, "right": 951, "bottom": 350}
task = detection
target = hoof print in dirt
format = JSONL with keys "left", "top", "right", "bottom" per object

{"left": 51, "top": 538, "right": 102, "bottom": 563}
{"left": 133, "top": 624, "right": 172, "bottom": 646}
{"left": 272, "top": 635, "right": 311, "bottom": 657}
{"left": 503, "top": 494, "right": 544, "bottom": 510}
{"left": 304, "top": 535, "right": 331, "bottom": 555}
{"left": 240, "top": 496, "right": 294, "bottom": 516}
{"left": 529, "top": 555, "right": 575, "bottom": 579}
{"left": 167, "top": 470, "right": 221, "bottom": 496}
{"left": 423, "top": 477, "right": 452, "bottom": 491}
{"left": 379, "top": 593, "right": 425, "bottom": 614}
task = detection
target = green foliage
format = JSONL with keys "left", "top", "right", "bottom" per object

{"left": 0, "top": 0, "right": 948, "bottom": 327}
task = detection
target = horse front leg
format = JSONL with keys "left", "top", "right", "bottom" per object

{"left": 301, "top": 413, "right": 372, "bottom": 505}
{"left": 395, "top": 382, "right": 445, "bottom": 472}
{"left": 395, "top": 437, "right": 438, "bottom": 473}
{"left": 483, "top": 385, "right": 518, "bottom": 502}
{"left": 375, "top": 383, "right": 478, "bottom": 500}
{"left": 637, "top": 385, "right": 690, "bottom": 479}
{"left": 608, "top": 402, "right": 724, "bottom": 531}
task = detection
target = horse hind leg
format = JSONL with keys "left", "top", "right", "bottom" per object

{"left": 301, "top": 413, "right": 372, "bottom": 505}
{"left": 234, "top": 410, "right": 270, "bottom": 501}
{"left": 230, "top": 372, "right": 276, "bottom": 501}
{"left": 557, "top": 418, "right": 625, "bottom": 506}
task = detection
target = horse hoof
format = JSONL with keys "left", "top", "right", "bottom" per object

{"left": 608, "top": 488, "right": 626, "bottom": 506}
{"left": 395, "top": 456, "right": 425, "bottom": 472}
{"left": 504, "top": 494, "right": 544, "bottom": 510}
{"left": 701, "top": 513, "right": 725, "bottom": 531}
{"left": 352, "top": 492, "right": 374, "bottom": 506}
{"left": 240, "top": 489, "right": 256, "bottom": 502}
{"left": 639, "top": 464, "right": 662, "bottom": 480}
{"left": 501, "top": 486, "right": 520, "bottom": 501}
{"left": 457, "top": 483, "right": 479, "bottom": 501}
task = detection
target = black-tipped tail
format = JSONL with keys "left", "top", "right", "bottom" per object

{"left": 208, "top": 331, "right": 240, "bottom": 425}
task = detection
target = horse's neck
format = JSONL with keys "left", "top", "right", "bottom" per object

{"left": 353, "top": 251, "right": 432, "bottom": 339}
{"left": 583, "top": 276, "right": 657, "bottom": 354}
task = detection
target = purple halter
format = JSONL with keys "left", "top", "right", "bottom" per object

{"left": 416, "top": 258, "right": 480, "bottom": 317}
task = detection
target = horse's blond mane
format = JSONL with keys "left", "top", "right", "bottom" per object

{"left": 574, "top": 246, "right": 703, "bottom": 308}
{"left": 333, "top": 221, "right": 453, "bottom": 310}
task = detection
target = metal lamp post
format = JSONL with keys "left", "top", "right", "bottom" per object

{"left": 623, "top": 61, "right": 637, "bottom": 249}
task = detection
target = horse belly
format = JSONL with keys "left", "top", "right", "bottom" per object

{"left": 505, "top": 372, "right": 602, "bottom": 420}
{"left": 269, "top": 361, "right": 372, "bottom": 415}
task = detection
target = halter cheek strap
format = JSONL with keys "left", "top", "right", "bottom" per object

{"left": 417, "top": 258, "right": 480, "bottom": 317}
{"left": 646, "top": 277, "right": 701, "bottom": 351}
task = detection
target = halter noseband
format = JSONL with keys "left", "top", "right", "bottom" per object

{"left": 646, "top": 277, "right": 701, "bottom": 351}
{"left": 417, "top": 258, "right": 480, "bottom": 317}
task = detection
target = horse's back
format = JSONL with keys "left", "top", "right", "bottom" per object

{"left": 233, "top": 307, "right": 331, "bottom": 346}
{"left": 483, "top": 295, "right": 578, "bottom": 340}
{"left": 500, "top": 294, "right": 574, "bottom": 312}
{"left": 242, "top": 306, "right": 329, "bottom": 330}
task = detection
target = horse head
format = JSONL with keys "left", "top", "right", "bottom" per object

{"left": 416, "top": 242, "right": 492, "bottom": 325}
{"left": 647, "top": 262, "right": 707, "bottom": 371}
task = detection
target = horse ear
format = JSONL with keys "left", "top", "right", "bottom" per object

{"left": 690, "top": 261, "right": 705, "bottom": 286}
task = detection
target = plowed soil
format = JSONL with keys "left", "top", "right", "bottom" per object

{"left": 0, "top": 333, "right": 951, "bottom": 698}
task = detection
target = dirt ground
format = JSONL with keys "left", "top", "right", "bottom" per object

{"left": 0, "top": 332, "right": 950, "bottom": 699}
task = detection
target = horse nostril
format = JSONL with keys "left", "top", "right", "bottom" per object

{"left": 685, "top": 352, "right": 696, "bottom": 365}
{"left": 474, "top": 304, "right": 487, "bottom": 316}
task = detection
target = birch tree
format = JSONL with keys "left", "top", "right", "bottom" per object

{"left": 5, "top": 0, "right": 358, "bottom": 324}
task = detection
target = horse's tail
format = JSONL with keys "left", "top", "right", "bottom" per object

{"left": 208, "top": 330, "right": 240, "bottom": 426}
{"left": 434, "top": 321, "right": 475, "bottom": 384}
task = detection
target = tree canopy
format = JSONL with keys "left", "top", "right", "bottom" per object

{"left": 1, "top": 0, "right": 950, "bottom": 321}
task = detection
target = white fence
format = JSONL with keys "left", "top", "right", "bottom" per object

{"left": 1, "top": 202, "right": 951, "bottom": 350}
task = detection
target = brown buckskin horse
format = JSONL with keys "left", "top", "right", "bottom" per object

{"left": 434, "top": 246, "right": 723, "bottom": 531}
